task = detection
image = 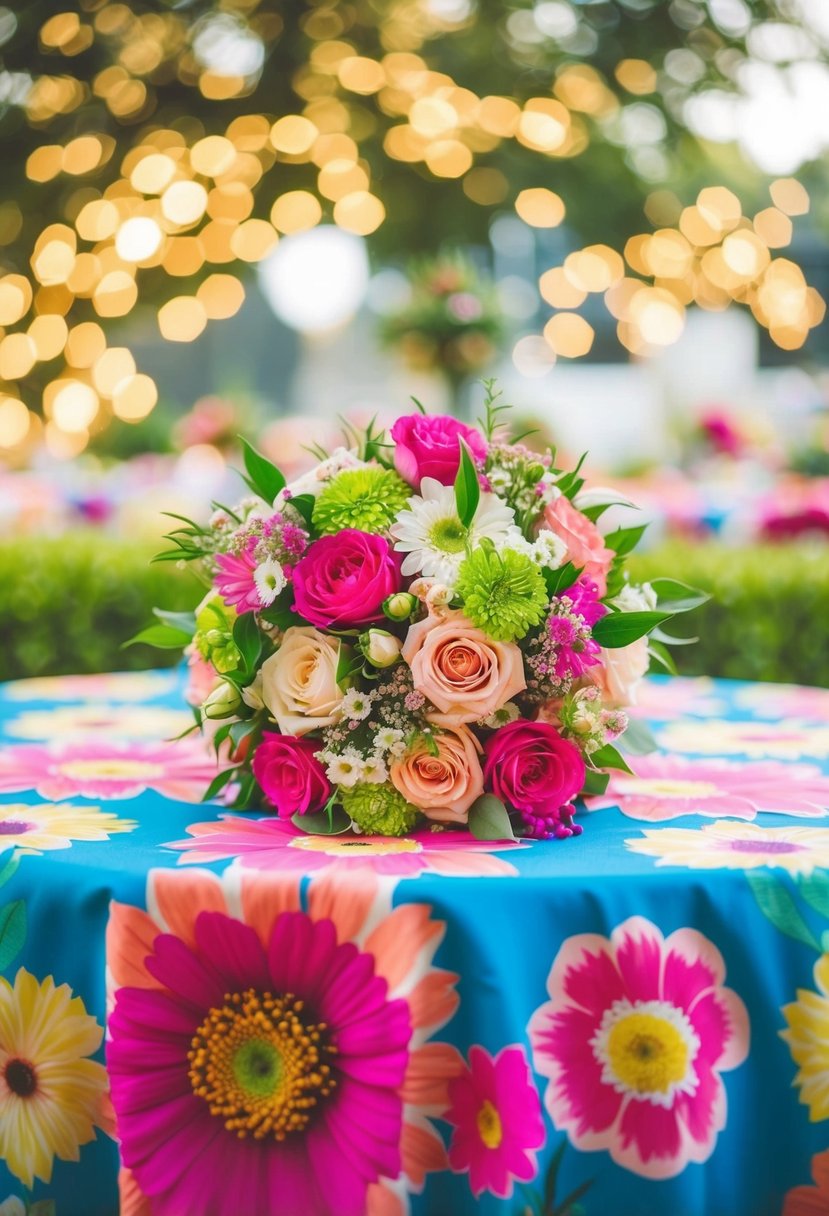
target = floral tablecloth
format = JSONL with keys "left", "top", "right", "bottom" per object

{"left": 1, "top": 670, "right": 829, "bottom": 1216}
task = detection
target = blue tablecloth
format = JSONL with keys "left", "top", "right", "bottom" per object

{"left": 1, "top": 670, "right": 829, "bottom": 1216}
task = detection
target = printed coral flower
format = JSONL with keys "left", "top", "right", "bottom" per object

{"left": 107, "top": 868, "right": 463, "bottom": 1216}
{"left": 587, "top": 754, "right": 829, "bottom": 822}
{"left": 0, "top": 801, "right": 136, "bottom": 856}
{"left": 784, "top": 1150, "right": 829, "bottom": 1216}
{"left": 529, "top": 916, "right": 749, "bottom": 1179}
{"left": 628, "top": 676, "right": 725, "bottom": 722}
{"left": 0, "top": 739, "right": 222, "bottom": 802}
{"left": 4, "top": 704, "right": 193, "bottom": 742}
{"left": 657, "top": 718, "right": 829, "bottom": 761}
{"left": 0, "top": 968, "right": 112, "bottom": 1188}
{"left": 781, "top": 955, "right": 829, "bottom": 1122}
{"left": 167, "top": 814, "right": 526, "bottom": 877}
{"left": 446, "top": 1045, "right": 545, "bottom": 1198}
{"left": 2, "top": 671, "right": 177, "bottom": 703}
{"left": 627, "top": 820, "right": 829, "bottom": 877}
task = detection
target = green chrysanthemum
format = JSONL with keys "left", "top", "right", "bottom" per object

{"left": 339, "top": 782, "right": 420, "bottom": 837}
{"left": 312, "top": 467, "right": 411, "bottom": 535}
{"left": 456, "top": 541, "right": 548, "bottom": 642}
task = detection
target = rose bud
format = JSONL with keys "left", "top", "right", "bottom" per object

{"left": 383, "top": 591, "right": 418, "bottom": 622}
{"left": 201, "top": 680, "right": 242, "bottom": 720}
{"left": 360, "top": 628, "right": 403, "bottom": 668}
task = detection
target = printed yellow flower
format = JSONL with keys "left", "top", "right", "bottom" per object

{"left": 0, "top": 802, "right": 136, "bottom": 856}
{"left": 627, "top": 821, "right": 829, "bottom": 877}
{"left": 0, "top": 969, "right": 111, "bottom": 1187}
{"left": 781, "top": 955, "right": 829, "bottom": 1122}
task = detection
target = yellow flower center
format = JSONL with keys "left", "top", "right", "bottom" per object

{"left": 476, "top": 1098, "right": 503, "bottom": 1149}
{"left": 59, "top": 758, "right": 162, "bottom": 781}
{"left": 592, "top": 999, "right": 699, "bottom": 1105}
{"left": 290, "top": 835, "right": 421, "bottom": 857}
{"left": 188, "top": 988, "right": 337, "bottom": 1141}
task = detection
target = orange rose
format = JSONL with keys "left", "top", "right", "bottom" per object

{"left": 390, "top": 725, "right": 484, "bottom": 824}
{"left": 542, "top": 496, "right": 613, "bottom": 596}
{"left": 402, "top": 610, "right": 526, "bottom": 726}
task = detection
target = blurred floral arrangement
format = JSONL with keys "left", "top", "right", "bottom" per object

{"left": 134, "top": 384, "right": 704, "bottom": 842}
{"left": 379, "top": 254, "right": 504, "bottom": 394}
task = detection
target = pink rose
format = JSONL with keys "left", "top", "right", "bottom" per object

{"left": 251, "top": 732, "right": 331, "bottom": 818}
{"left": 391, "top": 413, "right": 487, "bottom": 486}
{"left": 292, "top": 530, "right": 402, "bottom": 629}
{"left": 592, "top": 638, "right": 650, "bottom": 707}
{"left": 483, "top": 720, "right": 585, "bottom": 818}
{"left": 402, "top": 610, "right": 526, "bottom": 726}
{"left": 390, "top": 725, "right": 484, "bottom": 825}
{"left": 542, "top": 496, "right": 614, "bottom": 596}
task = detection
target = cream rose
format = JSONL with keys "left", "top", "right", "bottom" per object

{"left": 402, "top": 610, "right": 526, "bottom": 726}
{"left": 390, "top": 725, "right": 484, "bottom": 825}
{"left": 260, "top": 626, "right": 344, "bottom": 735}
{"left": 592, "top": 637, "right": 650, "bottom": 708}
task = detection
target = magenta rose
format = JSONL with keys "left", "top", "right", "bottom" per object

{"left": 484, "top": 720, "right": 585, "bottom": 817}
{"left": 292, "top": 529, "right": 402, "bottom": 629}
{"left": 251, "top": 732, "right": 330, "bottom": 818}
{"left": 391, "top": 413, "right": 487, "bottom": 486}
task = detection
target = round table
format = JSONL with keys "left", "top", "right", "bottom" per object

{"left": 1, "top": 669, "right": 828, "bottom": 1216}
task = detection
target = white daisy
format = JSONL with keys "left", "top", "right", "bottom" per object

{"left": 339, "top": 688, "right": 374, "bottom": 722}
{"left": 374, "top": 727, "right": 404, "bottom": 755}
{"left": 613, "top": 582, "right": 657, "bottom": 613}
{"left": 360, "top": 755, "right": 389, "bottom": 784}
{"left": 480, "top": 701, "right": 521, "bottom": 728}
{"left": 390, "top": 477, "right": 521, "bottom": 585}
{"left": 254, "top": 559, "right": 286, "bottom": 606}
{"left": 530, "top": 529, "right": 567, "bottom": 570}
{"left": 324, "top": 749, "right": 364, "bottom": 788}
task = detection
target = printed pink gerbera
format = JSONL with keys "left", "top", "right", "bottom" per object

{"left": 0, "top": 739, "right": 221, "bottom": 802}
{"left": 106, "top": 868, "right": 462, "bottom": 1216}
{"left": 586, "top": 754, "right": 829, "bottom": 822}
{"left": 529, "top": 916, "right": 749, "bottom": 1179}
{"left": 213, "top": 546, "right": 260, "bottom": 613}
{"left": 446, "top": 1045, "right": 545, "bottom": 1198}
{"left": 628, "top": 676, "right": 725, "bottom": 722}
{"left": 167, "top": 815, "right": 527, "bottom": 877}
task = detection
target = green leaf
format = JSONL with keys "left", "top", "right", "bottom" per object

{"left": 798, "top": 872, "right": 829, "bottom": 919}
{"left": 556, "top": 452, "right": 587, "bottom": 498}
{"left": 0, "top": 851, "right": 20, "bottom": 889}
{"left": 617, "top": 717, "right": 658, "bottom": 756}
{"left": 650, "top": 578, "right": 711, "bottom": 613}
{"left": 544, "top": 562, "right": 579, "bottom": 597}
{"left": 153, "top": 608, "right": 197, "bottom": 635}
{"left": 591, "top": 610, "right": 673, "bottom": 648}
{"left": 650, "top": 627, "right": 698, "bottom": 647}
{"left": 230, "top": 770, "right": 259, "bottom": 810}
{"left": 648, "top": 640, "right": 678, "bottom": 675}
{"left": 239, "top": 436, "right": 286, "bottom": 503}
{"left": 287, "top": 493, "right": 315, "bottom": 526}
{"left": 589, "top": 743, "right": 634, "bottom": 774}
{"left": 335, "top": 641, "right": 357, "bottom": 690}
{"left": 0, "top": 899, "right": 26, "bottom": 970}
{"left": 201, "top": 766, "right": 237, "bottom": 803}
{"left": 581, "top": 769, "right": 609, "bottom": 796}
{"left": 468, "top": 794, "right": 516, "bottom": 841}
{"left": 232, "top": 612, "right": 263, "bottom": 674}
{"left": 553, "top": 1177, "right": 594, "bottom": 1216}
{"left": 292, "top": 807, "right": 352, "bottom": 835}
{"left": 454, "top": 436, "right": 480, "bottom": 528}
{"left": 229, "top": 719, "right": 258, "bottom": 751}
{"left": 544, "top": 1140, "right": 567, "bottom": 1211}
{"left": 122, "top": 623, "right": 192, "bottom": 650}
{"left": 604, "top": 524, "right": 648, "bottom": 556}
{"left": 746, "top": 874, "right": 820, "bottom": 950}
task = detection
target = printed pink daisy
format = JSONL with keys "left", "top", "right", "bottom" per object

{"left": 3, "top": 671, "right": 177, "bottom": 703}
{"left": 529, "top": 916, "right": 749, "bottom": 1179}
{"left": 107, "top": 868, "right": 463, "bottom": 1216}
{"left": 0, "top": 739, "right": 221, "bottom": 802}
{"left": 586, "top": 754, "right": 829, "bottom": 822}
{"left": 167, "top": 815, "right": 527, "bottom": 877}
{"left": 446, "top": 1045, "right": 545, "bottom": 1198}
{"left": 628, "top": 677, "right": 725, "bottom": 722}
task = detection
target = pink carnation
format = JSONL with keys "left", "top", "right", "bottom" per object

{"left": 391, "top": 413, "right": 487, "bottom": 487}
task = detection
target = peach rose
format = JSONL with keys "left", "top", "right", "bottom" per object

{"left": 592, "top": 637, "right": 650, "bottom": 707}
{"left": 402, "top": 610, "right": 526, "bottom": 726}
{"left": 260, "top": 625, "right": 344, "bottom": 736}
{"left": 542, "top": 496, "right": 613, "bottom": 596}
{"left": 390, "top": 725, "right": 484, "bottom": 825}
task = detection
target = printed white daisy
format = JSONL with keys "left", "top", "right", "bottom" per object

{"left": 323, "top": 748, "right": 364, "bottom": 788}
{"left": 339, "top": 688, "right": 374, "bottom": 722}
{"left": 391, "top": 477, "right": 521, "bottom": 585}
{"left": 360, "top": 755, "right": 389, "bottom": 784}
{"left": 254, "top": 559, "right": 286, "bottom": 606}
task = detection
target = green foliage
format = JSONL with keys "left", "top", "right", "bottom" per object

{"left": 0, "top": 532, "right": 197, "bottom": 681}
{"left": 629, "top": 541, "right": 829, "bottom": 687}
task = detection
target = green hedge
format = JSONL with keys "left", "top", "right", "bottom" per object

{"left": 630, "top": 541, "right": 829, "bottom": 687}
{"left": 0, "top": 533, "right": 827, "bottom": 687}
{"left": 1, "top": 534, "right": 198, "bottom": 682}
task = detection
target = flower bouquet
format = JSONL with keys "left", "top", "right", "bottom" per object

{"left": 135, "top": 384, "right": 705, "bottom": 842}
